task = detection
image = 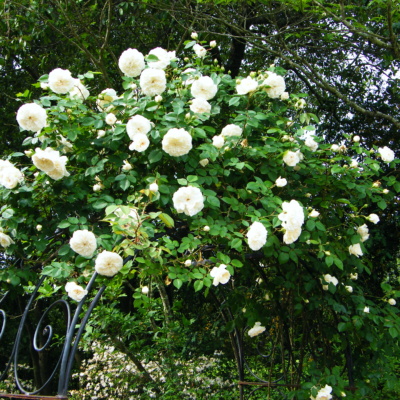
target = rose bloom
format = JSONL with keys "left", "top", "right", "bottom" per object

{"left": 210, "top": 264, "right": 231, "bottom": 286}
{"left": 212, "top": 135, "right": 224, "bottom": 149}
{"left": 126, "top": 115, "right": 152, "bottom": 140}
{"left": 348, "top": 243, "right": 363, "bottom": 257}
{"left": 193, "top": 44, "right": 207, "bottom": 58}
{"left": 263, "top": 72, "right": 286, "bottom": 99}
{"left": 388, "top": 298, "right": 396, "bottom": 306}
{"left": 190, "top": 98, "right": 211, "bottom": 114}
{"left": 48, "top": 68, "right": 75, "bottom": 94}
{"left": 149, "top": 182, "right": 159, "bottom": 192}
{"left": 353, "top": 135, "right": 360, "bottom": 142}
{"left": 310, "top": 385, "right": 333, "bottom": 400}
{"left": 32, "top": 148, "right": 69, "bottom": 179}
{"left": 283, "top": 226, "right": 302, "bottom": 244}
{"left": 65, "top": 282, "right": 88, "bottom": 302}
{"left": 363, "top": 306, "right": 370, "bottom": 313}
{"left": 357, "top": 224, "right": 369, "bottom": 242}
{"left": 236, "top": 76, "right": 258, "bottom": 95}
{"left": 69, "top": 79, "right": 90, "bottom": 100}
{"left": 97, "top": 88, "right": 118, "bottom": 111}
{"left": 283, "top": 150, "right": 301, "bottom": 167}
{"left": 46, "top": 156, "right": 70, "bottom": 180}
{"left": 199, "top": 158, "right": 209, "bottom": 167}
{"left": 95, "top": 250, "right": 123, "bottom": 277}
{"left": 275, "top": 176, "right": 287, "bottom": 187}
{"left": 331, "top": 144, "right": 339, "bottom": 152}
{"left": 294, "top": 98, "right": 306, "bottom": 109}
{"left": 69, "top": 230, "right": 97, "bottom": 258}
{"left": 173, "top": 186, "right": 204, "bottom": 216}
{"left": 345, "top": 286, "right": 353, "bottom": 293}
{"left": 105, "top": 113, "right": 117, "bottom": 125}
{"left": 280, "top": 91, "right": 289, "bottom": 100}
{"left": 147, "top": 47, "right": 171, "bottom": 69}
{"left": 323, "top": 274, "right": 338, "bottom": 286}
{"left": 309, "top": 209, "right": 320, "bottom": 218}
{"left": 122, "top": 160, "right": 132, "bottom": 171}
{"left": 0, "top": 232, "right": 14, "bottom": 248}
{"left": 0, "top": 164, "right": 24, "bottom": 189}
{"left": 278, "top": 200, "right": 304, "bottom": 231}
{"left": 305, "top": 136, "right": 318, "bottom": 152}
{"left": 140, "top": 68, "right": 167, "bottom": 96}
{"left": 210, "top": 40, "right": 217, "bottom": 48}
{"left": 367, "top": 213, "right": 380, "bottom": 224}
{"left": 129, "top": 133, "right": 150, "bottom": 152}
{"left": 378, "top": 146, "right": 395, "bottom": 162}
{"left": 184, "top": 259, "right": 192, "bottom": 267}
{"left": 350, "top": 273, "right": 358, "bottom": 280}
{"left": 221, "top": 124, "right": 243, "bottom": 137}
{"left": 248, "top": 322, "right": 266, "bottom": 338}
{"left": 162, "top": 128, "right": 192, "bottom": 157}
{"left": 141, "top": 286, "right": 149, "bottom": 294}
{"left": 16, "top": 103, "right": 47, "bottom": 132}
{"left": 247, "top": 221, "right": 267, "bottom": 251}
{"left": 191, "top": 76, "right": 218, "bottom": 100}
{"left": 118, "top": 48, "right": 145, "bottom": 77}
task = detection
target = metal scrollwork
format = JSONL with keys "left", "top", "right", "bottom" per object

{"left": 0, "top": 272, "right": 105, "bottom": 397}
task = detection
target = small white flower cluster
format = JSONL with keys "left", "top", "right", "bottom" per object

{"left": 278, "top": 199, "right": 305, "bottom": 244}
{"left": 322, "top": 274, "right": 338, "bottom": 291}
{"left": 0, "top": 160, "right": 24, "bottom": 189}
{"left": 32, "top": 147, "right": 70, "bottom": 180}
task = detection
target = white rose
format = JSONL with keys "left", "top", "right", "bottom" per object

{"left": 331, "top": 144, "right": 339, "bottom": 152}
{"left": 172, "top": 186, "right": 204, "bottom": 216}
{"left": 95, "top": 250, "right": 123, "bottom": 277}
{"left": 141, "top": 286, "right": 149, "bottom": 294}
{"left": 199, "top": 158, "right": 209, "bottom": 167}
{"left": 69, "top": 79, "right": 90, "bottom": 100}
{"left": 236, "top": 76, "right": 258, "bottom": 95}
{"left": 283, "top": 150, "right": 301, "bottom": 167}
{"left": 32, "top": 148, "right": 69, "bottom": 179}
{"left": 248, "top": 322, "right": 266, "bottom": 338}
{"left": 367, "top": 213, "right": 380, "bottom": 224}
{"left": 140, "top": 68, "right": 167, "bottom": 96}
{"left": 323, "top": 274, "right": 338, "bottom": 286}
{"left": 210, "top": 264, "right": 231, "bottom": 286}
{"left": 278, "top": 200, "right": 305, "bottom": 231}
{"left": 263, "top": 72, "right": 286, "bottom": 99}
{"left": 294, "top": 98, "right": 306, "bottom": 109}
{"left": 247, "top": 221, "right": 267, "bottom": 251}
{"left": 122, "top": 160, "right": 133, "bottom": 171}
{"left": 126, "top": 115, "right": 152, "bottom": 140}
{"left": 105, "top": 113, "right": 117, "bottom": 125}
{"left": 348, "top": 243, "right": 363, "bottom": 257}
{"left": 147, "top": 47, "right": 171, "bottom": 69}
{"left": 93, "top": 183, "right": 102, "bottom": 192}
{"left": 48, "top": 68, "right": 75, "bottom": 94}
{"left": 149, "top": 182, "right": 159, "bottom": 192}
{"left": 353, "top": 135, "right": 360, "bottom": 142}
{"left": 309, "top": 209, "right": 320, "bottom": 218}
{"left": 209, "top": 40, "right": 217, "bottom": 48}
{"left": 0, "top": 232, "right": 14, "bottom": 248}
{"left": 155, "top": 95, "right": 163, "bottom": 103}
{"left": 97, "top": 88, "right": 118, "bottom": 111}
{"left": 46, "top": 156, "right": 70, "bottom": 180}
{"left": 0, "top": 165, "right": 24, "bottom": 189}
{"left": 280, "top": 91, "right": 289, "bottom": 100}
{"left": 69, "top": 230, "right": 97, "bottom": 258}
{"left": 36, "top": 224, "right": 43, "bottom": 231}
{"left": 191, "top": 76, "right": 218, "bottom": 100}
{"left": 363, "top": 306, "right": 370, "bottom": 313}
{"left": 193, "top": 44, "right": 207, "bottom": 58}
{"left": 221, "top": 124, "right": 243, "bottom": 137}
{"left": 184, "top": 259, "right": 192, "bottom": 267}
{"left": 345, "top": 286, "right": 353, "bottom": 293}
{"left": 275, "top": 177, "right": 287, "bottom": 187}
{"left": 118, "top": 48, "right": 145, "bottom": 77}
{"left": 97, "top": 130, "right": 106, "bottom": 138}
{"left": 203, "top": 225, "right": 210, "bottom": 232}
{"left": 162, "top": 128, "right": 192, "bottom": 157}
{"left": 310, "top": 385, "right": 333, "bottom": 400}
{"left": 191, "top": 32, "right": 198, "bottom": 39}
{"left": 350, "top": 273, "right": 358, "bottom": 280}
{"left": 129, "top": 133, "right": 150, "bottom": 152}
{"left": 378, "top": 146, "right": 395, "bottom": 162}
{"left": 305, "top": 136, "right": 318, "bottom": 152}
{"left": 65, "top": 282, "right": 88, "bottom": 302}
{"left": 357, "top": 224, "right": 369, "bottom": 242}
{"left": 16, "top": 103, "right": 47, "bottom": 132}
{"left": 212, "top": 135, "right": 224, "bottom": 149}
{"left": 190, "top": 98, "right": 211, "bottom": 114}
{"left": 388, "top": 298, "right": 396, "bottom": 306}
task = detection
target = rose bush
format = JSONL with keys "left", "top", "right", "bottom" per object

{"left": 0, "top": 36, "right": 399, "bottom": 399}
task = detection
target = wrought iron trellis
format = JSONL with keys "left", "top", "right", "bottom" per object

{"left": 0, "top": 272, "right": 105, "bottom": 399}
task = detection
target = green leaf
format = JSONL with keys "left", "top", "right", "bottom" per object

{"left": 173, "top": 279, "right": 183, "bottom": 290}
{"left": 159, "top": 213, "right": 175, "bottom": 228}
{"left": 338, "top": 322, "right": 347, "bottom": 332}
{"left": 194, "top": 280, "right": 204, "bottom": 292}
{"left": 278, "top": 252, "right": 290, "bottom": 264}
{"left": 58, "top": 220, "right": 71, "bottom": 229}
{"left": 228, "top": 97, "right": 241, "bottom": 106}
{"left": 306, "top": 219, "right": 315, "bottom": 231}
{"left": 325, "top": 256, "right": 333, "bottom": 267}
{"left": 207, "top": 196, "right": 220, "bottom": 207}
{"left": 148, "top": 149, "right": 163, "bottom": 163}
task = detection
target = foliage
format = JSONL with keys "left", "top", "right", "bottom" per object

{"left": 0, "top": 26, "right": 399, "bottom": 400}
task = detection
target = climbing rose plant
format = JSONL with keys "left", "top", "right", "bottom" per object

{"left": 0, "top": 36, "right": 399, "bottom": 399}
